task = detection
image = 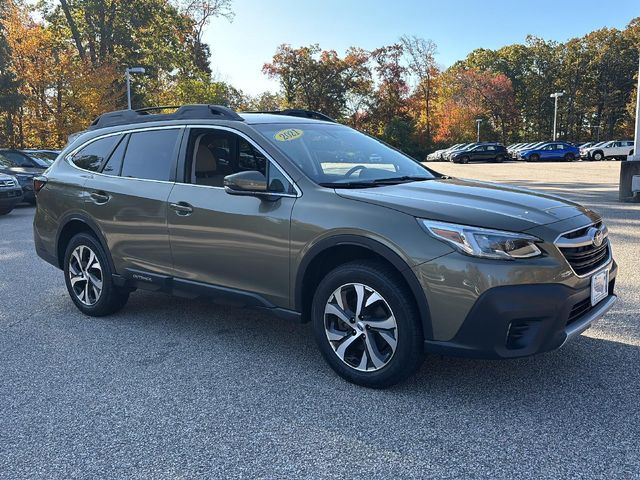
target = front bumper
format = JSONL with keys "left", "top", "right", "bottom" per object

{"left": 0, "top": 188, "right": 24, "bottom": 209}
{"left": 423, "top": 261, "right": 617, "bottom": 359}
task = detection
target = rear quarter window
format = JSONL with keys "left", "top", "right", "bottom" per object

{"left": 71, "top": 136, "right": 120, "bottom": 172}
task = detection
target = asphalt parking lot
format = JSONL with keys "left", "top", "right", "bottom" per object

{"left": 1, "top": 162, "right": 639, "bottom": 479}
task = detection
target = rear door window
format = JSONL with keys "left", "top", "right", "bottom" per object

{"left": 121, "top": 129, "right": 181, "bottom": 181}
{"left": 71, "top": 136, "right": 120, "bottom": 172}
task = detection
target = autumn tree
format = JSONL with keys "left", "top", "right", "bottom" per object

{"left": 400, "top": 35, "right": 439, "bottom": 148}
{"left": 262, "top": 44, "right": 371, "bottom": 120}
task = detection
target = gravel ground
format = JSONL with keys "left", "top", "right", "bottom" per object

{"left": 0, "top": 161, "right": 639, "bottom": 479}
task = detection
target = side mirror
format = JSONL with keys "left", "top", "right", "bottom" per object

{"left": 224, "top": 171, "right": 275, "bottom": 199}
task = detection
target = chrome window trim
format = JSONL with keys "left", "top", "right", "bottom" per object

{"left": 65, "top": 124, "right": 302, "bottom": 198}
{"left": 554, "top": 222, "right": 612, "bottom": 278}
{"left": 65, "top": 125, "right": 183, "bottom": 184}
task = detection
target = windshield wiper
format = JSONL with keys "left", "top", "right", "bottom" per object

{"left": 320, "top": 176, "right": 437, "bottom": 189}
{"left": 319, "top": 181, "right": 382, "bottom": 189}
{"left": 371, "top": 176, "right": 434, "bottom": 184}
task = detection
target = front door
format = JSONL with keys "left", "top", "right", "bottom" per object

{"left": 167, "top": 127, "right": 297, "bottom": 308}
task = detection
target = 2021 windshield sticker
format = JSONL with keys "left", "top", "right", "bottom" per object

{"left": 274, "top": 128, "right": 304, "bottom": 142}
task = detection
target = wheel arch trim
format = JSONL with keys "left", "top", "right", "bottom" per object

{"left": 55, "top": 212, "right": 116, "bottom": 273}
{"left": 294, "top": 234, "right": 433, "bottom": 340}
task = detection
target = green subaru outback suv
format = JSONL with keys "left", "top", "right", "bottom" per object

{"left": 33, "top": 105, "right": 617, "bottom": 387}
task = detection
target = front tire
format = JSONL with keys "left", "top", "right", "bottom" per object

{"left": 460, "top": 156, "right": 470, "bottom": 164}
{"left": 63, "top": 233, "right": 129, "bottom": 316}
{"left": 592, "top": 151, "right": 604, "bottom": 161}
{"left": 564, "top": 153, "right": 575, "bottom": 162}
{"left": 528, "top": 153, "right": 540, "bottom": 162}
{"left": 0, "top": 208, "right": 12, "bottom": 216}
{"left": 311, "top": 261, "right": 424, "bottom": 388}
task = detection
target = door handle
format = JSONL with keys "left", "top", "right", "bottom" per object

{"left": 90, "top": 191, "right": 110, "bottom": 204}
{"left": 169, "top": 202, "right": 194, "bottom": 216}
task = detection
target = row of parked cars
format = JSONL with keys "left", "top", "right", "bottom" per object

{"left": 0, "top": 149, "right": 59, "bottom": 215}
{"left": 427, "top": 140, "right": 635, "bottom": 163}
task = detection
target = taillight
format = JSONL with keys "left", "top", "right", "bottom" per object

{"left": 33, "top": 176, "right": 47, "bottom": 194}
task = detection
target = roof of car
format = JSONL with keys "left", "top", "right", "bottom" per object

{"left": 88, "top": 105, "right": 337, "bottom": 131}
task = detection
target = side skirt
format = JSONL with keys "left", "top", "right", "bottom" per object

{"left": 113, "top": 268, "right": 303, "bottom": 323}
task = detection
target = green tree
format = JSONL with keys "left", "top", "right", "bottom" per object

{"left": 0, "top": 2, "right": 23, "bottom": 146}
{"left": 262, "top": 44, "right": 371, "bottom": 120}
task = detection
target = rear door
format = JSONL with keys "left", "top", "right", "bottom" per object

{"left": 608, "top": 142, "right": 621, "bottom": 157}
{"left": 484, "top": 145, "right": 497, "bottom": 161}
{"left": 550, "top": 143, "right": 563, "bottom": 160}
{"left": 82, "top": 127, "right": 182, "bottom": 277}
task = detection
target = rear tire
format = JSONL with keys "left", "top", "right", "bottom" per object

{"left": 0, "top": 208, "right": 12, "bottom": 216}
{"left": 63, "top": 233, "right": 129, "bottom": 317}
{"left": 311, "top": 260, "right": 425, "bottom": 388}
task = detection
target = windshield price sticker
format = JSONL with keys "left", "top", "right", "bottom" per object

{"left": 274, "top": 128, "right": 304, "bottom": 141}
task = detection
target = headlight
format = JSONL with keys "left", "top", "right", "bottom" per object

{"left": 418, "top": 219, "right": 542, "bottom": 260}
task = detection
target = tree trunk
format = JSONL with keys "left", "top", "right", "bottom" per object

{"left": 59, "top": 0, "right": 86, "bottom": 61}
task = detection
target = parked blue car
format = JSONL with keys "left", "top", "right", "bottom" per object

{"left": 517, "top": 142, "right": 580, "bottom": 162}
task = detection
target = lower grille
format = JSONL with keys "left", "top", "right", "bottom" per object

{"left": 568, "top": 298, "right": 592, "bottom": 325}
{"left": 0, "top": 189, "right": 20, "bottom": 199}
{"left": 567, "top": 279, "right": 615, "bottom": 326}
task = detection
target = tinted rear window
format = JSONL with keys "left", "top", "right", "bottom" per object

{"left": 121, "top": 129, "right": 180, "bottom": 181}
{"left": 72, "top": 136, "right": 119, "bottom": 172}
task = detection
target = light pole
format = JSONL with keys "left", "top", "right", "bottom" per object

{"left": 550, "top": 92, "right": 564, "bottom": 140}
{"left": 475, "top": 118, "right": 483, "bottom": 142}
{"left": 125, "top": 67, "right": 146, "bottom": 110}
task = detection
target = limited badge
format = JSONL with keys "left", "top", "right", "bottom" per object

{"left": 274, "top": 128, "right": 304, "bottom": 142}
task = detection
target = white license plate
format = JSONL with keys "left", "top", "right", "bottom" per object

{"left": 591, "top": 269, "right": 609, "bottom": 306}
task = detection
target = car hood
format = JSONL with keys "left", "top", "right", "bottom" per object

{"left": 2, "top": 166, "right": 42, "bottom": 175}
{"left": 336, "top": 177, "right": 599, "bottom": 232}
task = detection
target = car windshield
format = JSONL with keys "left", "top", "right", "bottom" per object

{"left": 255, "top": 123, "right": 436, "bottom": 186}
{"left": 0, "top": 154, "right": 15, "bottom": 168}
{"left": 25, "top": 153, "right": 54, "bottom": 167}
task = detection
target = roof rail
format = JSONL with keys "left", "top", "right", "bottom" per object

{"left": 88, "top": 104, "right": 244, "bottom": 130}
{"left": 244, "top": 109, "right": 337, "bottom": 123}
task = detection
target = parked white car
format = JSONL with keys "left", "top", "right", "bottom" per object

{"left": 581, "top": 140, "right": 634, "bottom": 161}
{"left": 426, "top": 149, "right": 446, "bottom": 161}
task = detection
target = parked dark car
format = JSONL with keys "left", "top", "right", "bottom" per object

{"left": 450, "top": 143, "right": 508, "bottom": 163}
{"left": 22, "top": 149, "right": 60, "bottom": 163}
{"left": 0, "top": 173, "right": 24, "bottom": 215}
{"left": 518, "top": 142, "right": 579, "bottom": 162}
{"left": 0, "top": 149, "right": 50, "bottom": 204}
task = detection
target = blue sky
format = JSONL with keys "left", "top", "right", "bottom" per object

{"left": 203, "top": 0, "right": 638, "bottom": 96}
